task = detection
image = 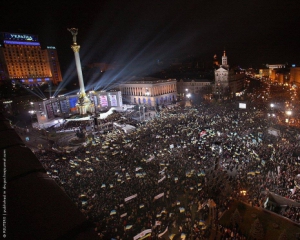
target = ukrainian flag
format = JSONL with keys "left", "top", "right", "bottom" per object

{"left": 110, "top": 210, "right": 117, "bottom": 215}
{"left": 125, "top": 225, "right": 133, "bottom": 230}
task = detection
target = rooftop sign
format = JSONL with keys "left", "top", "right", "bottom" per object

{"left": 3, "top": 32, "right": 38, "bottom": 42}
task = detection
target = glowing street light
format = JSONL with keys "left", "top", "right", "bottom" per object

{"left": 286, "top": 110, "right": 292, "bottom": 124}
{"left": 240, "top": 190, "right": 247, "bottom": 196}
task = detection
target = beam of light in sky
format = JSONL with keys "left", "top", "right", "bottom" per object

{"left": 64, "top": 89, "right": 79, "bottom": 96}
{"left": 33, "top": 84, "right": 46, "bottom": 99}
{"left": 94, "top": 30, "right": 199, "bottom": 91}
{"left": 16, "top": 82, "right": 45, "bottom": 100}
{"left": 54, "top": 68, "right": 78, "bottom": 96}
{"left": 59, "top": 6, "right": 207, "bottom": 94}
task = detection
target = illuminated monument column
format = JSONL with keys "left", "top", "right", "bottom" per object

{"left": 67, "top": 28, "right": 94, "bottom": 115}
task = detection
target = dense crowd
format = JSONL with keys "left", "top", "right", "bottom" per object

{"left": 35, "top": 99, "right": 300, "bottom": 239}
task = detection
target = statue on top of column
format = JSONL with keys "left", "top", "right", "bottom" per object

{"left": 67, "top": 28, "right": 78, "bottom": 45}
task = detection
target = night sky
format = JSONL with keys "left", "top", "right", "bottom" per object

{"left": 1, "top": 0, "right": 300, "bottom": 76}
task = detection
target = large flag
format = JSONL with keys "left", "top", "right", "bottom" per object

{"left": 133, "top": 229, "right": 152, "bottom": 240}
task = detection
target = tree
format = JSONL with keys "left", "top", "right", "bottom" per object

{"left": 278, "top": 229, "right": 288, "bottom": 240}
{"left": 249, "top": 218, "right": 264, "bottom": 240}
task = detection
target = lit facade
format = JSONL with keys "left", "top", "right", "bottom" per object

{"left": 46, "top": 46, "right": 63, "bottom": 85}
{"left": 177, "top": 79, "right": 212, "bottom": 95}
{"left": 259, "top": 68, "right": 271, "bottom": 78}
{"left": 213, "top": 51, "right": 245, "bottom": 97}
{"left": 118, "top": 77, "right": 177, "bottom": 106}
{"left": 290, "top": 67, "right": 300, "bottom": 87}
{"left": 0, "top": 32, "right": 62, "bottom": 85}
{"left": 266, "top": 64, "right": 285, "bottom": 70}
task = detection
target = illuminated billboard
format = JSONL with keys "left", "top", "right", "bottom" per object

{"left": 69, "top": 97, "right": 78, "bottom": 111}
{"left": 59, "top": 99, "right": 69, "bottom": 113}
{"left": 46, "top": 103, "right": 54, "bottom": 119}
{"left": 51, "top": 101, "right": 59, "bottom": 114}
{"left": 100, "top": 95, "right": 108, "bottom": 107}
{"left": 110, "top": 95, "right": 118, "bottom": 107}
{"left": 3, "top": 32, "right": 38, "bottom": 42}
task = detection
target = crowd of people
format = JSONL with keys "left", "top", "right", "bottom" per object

{"left": 34, "top": 95, "right": 300, "bottom": 239}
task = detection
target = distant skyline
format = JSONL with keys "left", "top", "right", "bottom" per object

{"left": 1, "top": 0, "right": 300, "bottom": 77}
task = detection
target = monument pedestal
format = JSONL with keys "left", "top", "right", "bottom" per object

{"left": 76, "top": 93, "right": 94, "bottom": 115}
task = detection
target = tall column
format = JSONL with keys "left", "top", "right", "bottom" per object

{"left": 68, "top": 28, "right": 92, "bottom": 115}
{"left": 71, "top": 45, "right": 85, "bottom": 94}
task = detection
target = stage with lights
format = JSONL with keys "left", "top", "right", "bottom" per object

{"left": 31, "top": 91, "right": 123, "bottom": 129}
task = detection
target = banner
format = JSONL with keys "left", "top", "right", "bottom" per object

{"left": 158, "top": 176, "right": 166, "bottom": 183}
{"left": 146, "top": 156, "right": 154, "bottom": 163}
{"left": 133, "top": 229, "right": 152, "bottom": 240}
{"left": 154, "top": 192, "right": 164, "bottom": 200}
{"left": 125, "top": 193, "right": 137, "bottom": 202}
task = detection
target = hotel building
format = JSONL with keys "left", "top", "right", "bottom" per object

{"left": 0, "top": 32, "right": 62, "bottom": 85}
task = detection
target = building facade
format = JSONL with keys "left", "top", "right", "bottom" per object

{"left": 290, "top": 67, "right": 300, "bottom": 87}
{"left": 177, "top": 79, "right": 212, "bottom": 96}
{"left": 259, "top": 68, "right": 271, "bottom": 78}
{"left": 46, "top": 46, "right": 63, "bottom": 85}
{"left": 0, "top": 32, "right": 62, "bottom": 85}
{"left": 118, "top": 77, "right": 177, "bottom": 106}
{"left": 213, "top": 51, "right": 245, "bottom": 98}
